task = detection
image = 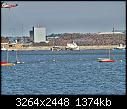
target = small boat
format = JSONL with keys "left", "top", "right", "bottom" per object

{"left": 15, "top": 61, "right": 21, "bottom": 64}
{"left": 1, "top": 47, "right": 7, "bottom": 51}
{"left": 98, "top": 28, "right": 116, "bottom": 63}
{"left": 50, "top": 46, "right": 62, "bottom": 51}
{"left": 1, "top": 49, "right": 15, "bottom": 66}
{"left": 51, "top": 36, "right": 62, "bottom": 51}
{"left": 98, "top": 58, "right": 115, "bottom": 62}
{"left": 65, "top": 41, "right": 79, "bottom": 50}
{"left": 98, "top": 49, "right": 115, "bottom": 62}
{"left": 115, "top": 44, "right": 126, "bottom": 50}
{"left": 1, "top": 61, "right": 15, "bottom": 66}
{"left": 15, "top": 49, "right": 20, "bottom": 64}
{"left": 15, "top": 60, "right": 24, "bottom": 64}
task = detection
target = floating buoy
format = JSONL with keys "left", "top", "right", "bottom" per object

{"left": 120, "top": 60, "right": 123, "bottom": 62}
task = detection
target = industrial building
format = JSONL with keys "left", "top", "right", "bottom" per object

{"left": 30, "top": 27, "right": 46, "bottom": 43}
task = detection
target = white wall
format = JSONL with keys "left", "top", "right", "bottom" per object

{"left": 33, "top": 27, "right": 46, "bottom": 43}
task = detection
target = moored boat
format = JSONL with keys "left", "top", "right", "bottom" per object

{"left": 1, "top": 61, "right": 15, "bottom": 66}
{"left": 115, "top": 44, "right": 126, "bottom": 50}
{"left": 1, "top": 48, "right": 16, "bottom": 66}
{"left": 65, "top": 41, "right": 79, "bottom": 50}
{"left": 98, "top": 58, "right": 115, "bottom": 62}
{"left": 98, "top": 28, "right": 116, "bottom": 63}
{"left": 1, "top": 47, "right": 7, "bottom": 51}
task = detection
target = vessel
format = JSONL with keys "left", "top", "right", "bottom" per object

{"left": 1, "top": 49, "right": 15, "bottom": 66}
{"left": 98, "top": 28, "right": 115, "bottom": 62}
{"left": 65, "top": 41, "right": 79, "bottom": 50}
{"left": 1, "top": 61, "right": 15, "bottom": 66}
{"left": 115, "top": 44, "right": 126, "bottom": 50}
{"left": 98, "top": 58, "right": 115, "bottom": 62}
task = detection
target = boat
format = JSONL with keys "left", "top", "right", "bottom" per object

{"left": 115, "top": 44, "right": 126, "bottom": 50}
{"left": 15, "top": 49, "right": 20, "bottom": 64}
{"left": 1, "top": 47, "right": 7, "bottom": 51}
{"left": 50, "top": 35, "right": 62, "bottom": 51}
{"left": 50, "top": 46, "right": 62, "bottom": 51}
{"left": 1, "top": 61, "right": 15, "bottom": 66}
{"left": 98, "top": 28, "right": 116, "bottom": 62}
{"left": 15, "top": 44, "right": 24, "bottom": 64}
{"left": 98, "top": 49, "right": 115, "bottom": 62}
{"left": 1, "top": 50, "right": 15, "bottom": 66}
{"left": 98, "top": 58, "right": 115, "bottom": 62}
{"left": 65, "top": 41, "right": 79, "bottom": 50}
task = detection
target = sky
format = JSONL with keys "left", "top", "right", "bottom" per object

{"left": 1, "top": 1, "right": 126, "bottom": 37}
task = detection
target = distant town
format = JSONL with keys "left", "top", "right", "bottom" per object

{"left": 1, "top": 26, "right": 126, "bottom": 50}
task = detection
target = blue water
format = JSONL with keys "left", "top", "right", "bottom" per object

{"left": 1, "top": 50, "right": 126, "bottom": 95}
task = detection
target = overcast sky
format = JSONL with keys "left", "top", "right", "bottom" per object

{"left": 1, "top": 1, "right": 126, "bottom": 37}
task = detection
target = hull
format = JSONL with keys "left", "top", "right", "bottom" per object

{"left": 1, "top": 62, "right": 15, "bottom": 66}
{"left": 98, "top": 59, "right": 115, "bottom": 62}
{"left": 1, "top": 48, "right": 7, "bottom": 51}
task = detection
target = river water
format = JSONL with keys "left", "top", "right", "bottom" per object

{"left": 1, "top": 49, "right": 126, "bottom": 95}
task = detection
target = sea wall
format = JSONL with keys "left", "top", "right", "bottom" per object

{"left": 6, "top": 45, "right": 121, "bottom": 50}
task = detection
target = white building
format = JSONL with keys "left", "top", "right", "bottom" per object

{"left": 30, "top": 27, "right": 46, "bottom": 43}
{"left": 98, "top": 32, "right": 124, "bottom": 35}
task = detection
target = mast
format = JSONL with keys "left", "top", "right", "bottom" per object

{"left": 109, "top": 28, "right": 114, "bottom": 59}
{"left": 53, "top": 35, "right": 55, "bottom": 47}
{"left": 6, "top": 49, "right": 9, "bottom": 62}
{"left": 15, "top": 38, "right": 18, "bottom": 63}
{"left": 109, "top": 49, "right": 110, "bottom": 59}
{"left": 16, "top": 49, "right": 18, "bottom": 62}
{"left": 21, "top": 24, "right": 23, "bottom": 49}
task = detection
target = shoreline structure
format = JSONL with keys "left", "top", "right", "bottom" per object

{"left": 4, "top": 45, "right": 124, "bottom": 51}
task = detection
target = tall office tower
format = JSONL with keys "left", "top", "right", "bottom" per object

{"left": 30, "top": 27, "right": 46, "bottom": 43}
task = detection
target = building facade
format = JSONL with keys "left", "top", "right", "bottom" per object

{"left": 30, "top": 30, "right": 34, "bottom": 42}
{"left": 30, "top": 27, "right": 46, "bottom": 43}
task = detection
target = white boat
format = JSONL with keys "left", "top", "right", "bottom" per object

{"left": 15, "top": 51, "right": 24, "bottom": 64}
{"left": 14, "top": 41, "right": 24, "bottom": 64}
{"left": 1, "top": 47, "right": 7, "bottom": 51}
{"left": 115, "top": 44, "right": 126, "bottom": 50}
{"left": 15, "top": 48, "right": 23, "bottom": 64}
{"left": 65, "top": 41, "right": 79, "bottom": 50}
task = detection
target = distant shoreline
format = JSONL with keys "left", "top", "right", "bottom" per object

{"left": 5, "top": 45, "right": 124, "bottom": 51}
